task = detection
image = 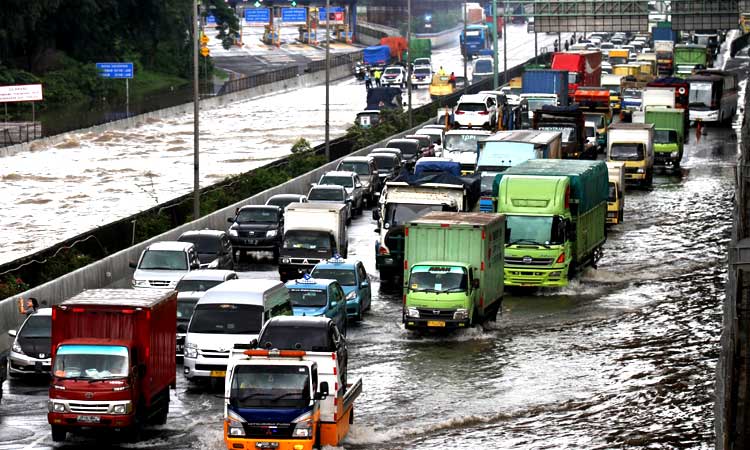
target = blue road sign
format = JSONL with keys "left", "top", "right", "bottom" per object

{"left": 206, "top": 14, "right": 216, "bottom": 24}
{"left": 281, "top": 7, "right": 307, "bottom": 23}
{"left": 96, "top": 62, "right": 134, "bottom": 79}
{"left": 318, "top": 6, "right": 344, "bottom": 22}
{"left": 245, "top": 8, "right": 270, "bottom": 23}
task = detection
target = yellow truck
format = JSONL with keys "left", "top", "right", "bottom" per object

{"left": 607, "top": 123, "right": 655, "bottom": 188}
{"left": 606, "top": 161, "right": 625, "bottom": 224}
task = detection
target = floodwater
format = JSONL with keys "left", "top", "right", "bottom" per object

{"left": 0, "top": 24, "right": 564, "bottom": 266}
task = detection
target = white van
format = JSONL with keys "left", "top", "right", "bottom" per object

{"left": 183, "top": 279, "right": 292, "bottom": 382}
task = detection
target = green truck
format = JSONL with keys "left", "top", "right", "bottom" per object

{"left": 493, "top": 159, "right": 608, "bottom": 287}
{"left": 406, "top": 38, "right": 432, "bottom": 62}
{"left": 673, "top": 44, "right": 708, "bottom": 78}
{"left": 402, "top": 212, "right": 505, "bottom": 330}
{"left": 645, "top": 106, "right": 685, "bottom": 167}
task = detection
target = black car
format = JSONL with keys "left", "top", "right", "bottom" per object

{"left": 8, "top": 308, "right": 52, "bottom": 378}
{"left": 255, "top": 316, "right": 348, "bottom": 386}
{"left": 265, "top": 194, "right": 307, "bottom": 215}
{"left": 370, "top": 153, "right": 402, "bottom": 187}
{"left": 386, "top": 138, "right": 421, "bottom": 168}
{"left": 177, "top": 230, "right": 234, "bottom": 270}
{"left": 227, "top": 205, "right": 283, "bottom": 260}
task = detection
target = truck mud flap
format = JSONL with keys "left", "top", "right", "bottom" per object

{"left": 342, "top": 378, "right": 362, "bottom": 413}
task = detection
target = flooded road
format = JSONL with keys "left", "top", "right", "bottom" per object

{"left": 0, "top": 121, "right": 734, "bottom": 449}
{"left": 0, "top": 24, "right": 564, "bottom": 266}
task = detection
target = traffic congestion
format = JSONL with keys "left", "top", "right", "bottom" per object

{"left": 0, "top": 13, "right": 743, "bottom": 450}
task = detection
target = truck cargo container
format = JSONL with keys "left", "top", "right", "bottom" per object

{"left": 607, "top": 123, "right": 655, "bottom": 187}
{"left": 673, "top": 44, "right": 708, "bottom": 78}
{"left": 608, "top": 49, "right": 630, "bottom": 66}
{"left": 654, "top": 40, "right": 674, "bottom": 75}
{"left": 363, "top": 45, "right": 391, "bottom": 67}
{"left": 606, "top": 161, "right": 625, "bottom": 225}
{"left": 551, "top": 51, "right": 602, "bottom": 98}
{"left": 601, "top": 74, "right": 624, "bottom": 110}
{"left": 521, "top": 70, "right": 569, "bottom": 106}
{"left": 647, "top": 77, "right": 690, "bottom": 140}
{"left": 402, "top": 212, "right": 504, "bottom": 329}
{"left": 493, "top": 159, "right": 608, "bottom": 287}
{"left": 48, "top": 289, "right": 176, "bottom": 442}
{"left": 646, "top": 107, "right": 686, "bottom": 167}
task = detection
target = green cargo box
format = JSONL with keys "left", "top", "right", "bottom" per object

{"left": 493, "top": 159, "right": 609, "bottom": 214}
{"left": 407, "top": 38, "right": 432, "bottom": 62}
{"left": 645, "top": 107, "right": 685, "bottom": 143}
{"left": 674, "top": 46, "right": 708, "bottom": 66}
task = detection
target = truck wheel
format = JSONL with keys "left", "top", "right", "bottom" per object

{"left": 51, "top": 426, "right": 67, "bottom": 442}
{"left": 470, "top": 307, "right": 482, "bottom": 327}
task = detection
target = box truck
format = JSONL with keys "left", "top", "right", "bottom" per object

{"left": 551, "top": 51, "right": 603, "bottom": 98}
{"left": 606, "top": 161, "right": 626, "bottom": 225}
{"left": 646, "top": 107, "right": 686, "bottom": 167}
{"left": 607, "top": 123, "right": 655, "bottom": 187}
{"left": 402, "top": 212, "right": 505, "bottom": 330}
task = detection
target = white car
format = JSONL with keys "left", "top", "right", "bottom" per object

{"left": 453, "top": 93, "right": 498, "bottom": 129}
{"left": 411, "top": 65, "right": 433, "bottom": 86}
{"left": 381, "top": 66, "right": 407, "bottom": 87}
{"left": 131, "top": 241, "right": 200, "bottom": 289}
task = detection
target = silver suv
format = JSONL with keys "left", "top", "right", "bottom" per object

{"left": 317, "top": 171, "right": 365, "bottom": 217}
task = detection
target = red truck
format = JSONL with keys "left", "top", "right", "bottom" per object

{"left": 48, "top": 289, "right": 176, "bottom": 442}
{"left": 551, "top": 51, "right": 603, "bottom": 100}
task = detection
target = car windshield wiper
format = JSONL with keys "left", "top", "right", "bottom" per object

{"left": 411, "top": 288, "right": 438, "bottom": 293}
{"left": 509, "top": 239, "right": 550, "bottom": 248}
{"left": 88, "top": 376, "right": 125, "bottom": 383}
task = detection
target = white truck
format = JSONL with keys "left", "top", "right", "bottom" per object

{"left": 373, "top": 181, "right": 469, "bottom": 282}
{"left": 442, "top": 129, "right": 492, "bottom": 174}
{"left": 607, "top": 123, "right": 655, "bottom": 188}
{"left": 278, "top": 203, "right": 348, "bottom": 281}
{"left": 633, "top": 87, "right": 676, "bottom": 123}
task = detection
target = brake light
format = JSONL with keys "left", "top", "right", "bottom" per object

{"left": 52, "top": 308, "right": 56, "bottom": 320}
{"left": 482, "top": 230, "right": 486, "bottom": 240}
{"left": 478, "top": 111, "right": 489, "bottom": 115}
{"left": 481, "top": 261, "right": 485, "bottom": 271}
{"left": 556, "top": 253, "right": 565, "bottom": 264}
{"left": 405, "top": 227, "right": 409, "bottom": 236}
{"left": 244, "top": 349, "right": 307, "bottom": 357}
{"left": 379, "top": 246, "right": 389, "bottom": 255}
{"left": 403, "top": 294, "right": 406, "bottom": 305}
{"left": 121, "top": 309, "right": 135, "bottom": 314}
{"left": 404, "top": 260, "right": 408, "bottom": 270}
{"left": 455, "top": 110, "right": 465, "bottom": 115}
{"left": 331, "top": 352, "right": 336, "bottom": 360}
{"left": 145, "top": 347, "right": 150, "bottom": 360}
{"left": 333, "top": 367, "right": 337, "bottom": 375}
{"left": 565, "top": 186, "right": 571, "bottom": 209}
{"left": 441, "top": 224, "right": 450, "bottom": 228}
{"left": 72, "top": 308, "right": 85, "bottom": 313}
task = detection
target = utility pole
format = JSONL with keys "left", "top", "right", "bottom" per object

{"left": 503, "top": 1, "right": 508, "bottom": 84}
{"left": 463, "top": 3, "right": 468, "bottom": 85}
{"left": 492, "top": 0, "right": 498, "bottom": 89}
{"left": 325, "top": 0, "right": 330, "bottom": 161}
{"left": 407, "top": 0, "right": 412, "bottom": 128}
{"left": 193, "top": 0, "right": 200, "bottom": 219}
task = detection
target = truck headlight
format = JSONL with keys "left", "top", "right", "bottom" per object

{"left": 11, "top": 340, "right": 22, "bottom": 354}
{"left": 346, "top": 291, "right": 357, "bottom": 301}
{"left": 453, "top": 309, "right": 468, "bottom": 320}
{"left": 292, "top": 411, "right": 313, "bottom": 438}
{"left": 266, "top": 230, "right": 277, "bottom": 238}
{"left": 112, "top": 402, "right": 132, "bottom": 414}
{"left": 407, "top": 307, "right": 420, "bottom": 318}
{"left": 228, "top": 229, "right": 238, "bottom": 237}
{"left": 132, "top": 279, "right": 149, "bottom": 287}
{"left": 49, "top": 401, "right": 67, "bottom": 413}
{"left": 184, "top": 343, "right": 198, "bottom": 359}
{"left": 281, "top": 257, "right": 291, "bottom": 264}
{"left": 636, "top": 168, "right": 645, "bottom": 173}
{"left": 226, "top": 409, "right": 246, "bottom": 437}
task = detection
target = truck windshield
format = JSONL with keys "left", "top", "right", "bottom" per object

{"left": 237, "top": 208, "right": 278, "bottom": 223}
{"left": 53, "top": 345, "right": 129, "bottom": 380}
{"left": 176, "top": 279, "right": 224, "bottom": 293}
{"left": 338, "top": 162, "right": 370, "bottom": 175}
{"left": 385, "top": 203, "right": 448, "bottom": 227}
{"left": 506, "top": 215, "right": 564, "bottom": 246}
{"left": 610, "top": 143, "right": 645, "bottom": 161}
{"left": 444, "top": 134, "right": 480, "bottom": 151}
{"left": 310, "top": 268, "right": 356, "bottom": 286}
{"left": 289, "top": 289, "right": 328, "bottom": 307}
{"left": 230, "top": 365, "right": 310, "bottom": 409}
{"left": 188, "top": 304, "right": 263, "bottom": 335}
{"left": 654, "top": 129, "right": 678, "bottom": 144}
{"left": 139, "top": 250, "right": 187, "bottom": 270}
{"left": 409, "top": 265, "right": 467, "bottom": 293}
{"left": 283, "top": 230, "right": 332, "bottom": 251}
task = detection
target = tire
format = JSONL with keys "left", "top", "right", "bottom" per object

{"left": 153, "top": 394, "right": 169, "bottom": 425}
{"left": 356, "top": 306, "right": 364, "bottom": 322}
{"left": 51, "top": 426, "right": 67, "bottom": 442}
{"left": 470, "top": 307, "right": 482, "bottom": 327}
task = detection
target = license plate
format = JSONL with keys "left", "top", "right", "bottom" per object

{"left": 210, "top": 370, "right": 226, "bottom": 378}
{"left": 245, "top": 239, "right": 257, "bottom": 245}
{"left": 427, "top": 320, "right": 446, "bottom": 327}
{"left": 77, "top": 415, "right": 100, "bottom": 423}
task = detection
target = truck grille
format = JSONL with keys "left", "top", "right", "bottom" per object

{"left": 242, "top": 423, "right": 295, "bottom": 438}
{"left": 417, "top": 308, "right": 455, "bottom": 320}
{"left": 196, "top": 364, "right": 228, "bottom": 372}
{"left": 148, "top": 280, "right": 171, "bottom": 287}
{"left": 69, "top": 403, "right": 110, "bottom": 414}
{"left": 200, "top": 349, "right": 230, "bottom": 358}
{"left": 289, "top": 258, "right": 320, "bottom": 265}
{"left": 239, "top": 231, "right": 261, "bottom": 238}
{"left": 624, "top": 167, "right": 640, "bottom": 174}
{"left": 505, "top": 256, "right": 554, "bottom": 266}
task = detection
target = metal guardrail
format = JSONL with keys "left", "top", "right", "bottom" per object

{"left": 0, "top": 122, "right": 42, "bottom": 146}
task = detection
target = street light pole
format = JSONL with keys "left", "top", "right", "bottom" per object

{"left": 325, "top": 0, "right": 330, "bottom": 161}
{"left": 463, "top": 3, "right": 467, "bottom": 85}
{"left": 193, "top": 0, "right": 200, "bottom": 219}
{"left": 407, "top": 0, "right": 412, "bottom": 129}
{"left": 492, "top": 0, "right": 498, "bottom": 89}
{"left": 503, "top": 1, "right": 508, "bottom": 84}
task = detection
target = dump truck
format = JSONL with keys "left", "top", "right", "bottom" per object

{"left": 494, "top": 159, "right": 608, "bottom": 287}
{"left": 645, "top": 107, "right": 685, "bottom": 168}
{"left": 48, "top": 289, "right": 176, "bottom": 442}
{"left": 402, "top": 212, "right": 505, "bottom": 330}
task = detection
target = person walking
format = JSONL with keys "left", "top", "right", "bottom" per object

{"left": 364, "top": 71, "right": 372, "bottom": 90}
{"left": 449, "top": 72, "right": 456, "bottom": 88}
{"left": 374, "top": 69, "right": 382, "bottom": 87}
{"left": 564, "top": 40, "right": 569, "bottom": 51}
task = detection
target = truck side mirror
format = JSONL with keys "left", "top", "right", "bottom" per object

{"left": 317, "top": 381, "right": 330, "bottom": 400}
{"left": 372, "top": 209, "right": 380, "bottom": 220}
{"left": 472, "top": 279, "right": 480, "bottom": 289}
{"left": 250, "top": 338, "right": 258, "bottom": 348}
{"left": 227, "top": 217, "right": 234, "bottom": 223}
{"left": 129, "top": 261, "right": 138, "bottom": 269}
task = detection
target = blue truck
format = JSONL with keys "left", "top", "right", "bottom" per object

{"left": 460, "top": 24, "right": 492, "bottom": 58}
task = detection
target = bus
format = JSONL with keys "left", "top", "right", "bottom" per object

{"left": 687, "top": 70, "right": 738, "bottom": 123}
{"left": 460, "top": 24, "right": 492, "bottom": 58}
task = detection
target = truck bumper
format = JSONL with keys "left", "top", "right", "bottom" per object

{"left": 225, "top": 437, "right": 314, "bottom": 450}
{"left": 403, "top": 317, "right": 470, "bottom": 330}
{"left": 48, "top": 412, "right": 134, "bottom": 429}
{"left": 654, "top": 151, "right": 681, "bottom": 166}
{"left": 607, "top": 209, "right": 621, "bottom": 225}
{"left": 504, "top": 266, "right": 568, "bottom": 287}
{"left": 624, "top": 172, "right": 646, "bottom": 183}
{"left": 690, "top": 109, "right": 719, "bottom": 122}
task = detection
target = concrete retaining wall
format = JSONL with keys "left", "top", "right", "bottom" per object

{"left": 0, "top": 64, "right": 353, "bottom": 159}
{"left": 0, "top": 119, "right": 431, "bottom": 350}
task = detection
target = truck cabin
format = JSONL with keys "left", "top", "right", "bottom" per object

{"left": 355, "top": 110, "right": 381, "bottom": 128}
{"left": 227, "top": 359, "right": 319, "bottom": 413}
{"left": 380, "top": 202, "right": 458, "bottom": 230}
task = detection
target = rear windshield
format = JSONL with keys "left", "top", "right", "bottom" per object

{"left": 320, "top": 175, "right": 353, "bottom": 188}
{"left": 373, "top": 155, "right": 395, "bottom": 169}
{"left": 267, "top": 197, "right": 301, "bottom": 209}
{"left": 308, "top": 188, "right": 345, "bottom": 201}
{"left": 338, "top": 161, "right": 370, "bottom": 175}
{"left": 179, "top": 235, "right": 219, "bottom": 254}
{"left": 289, "top": 289, "right": 328, "bottom": 308}
{"left": 176, "top": 279, "right": 224, "bottom": 293}
{"left": 310, "top": 267, "right": 356, "bottom": 286}
{"left": 258, "top": 325, "right": 330, "bottom": 352}
{"left": 188, "top": 304, "right": 264, "bottom": 335}
{"left": 457, "top": 102, "right": 487, "bottom": 112}
{"left": 387, "top": 141, "right": 418, "bottom": 157}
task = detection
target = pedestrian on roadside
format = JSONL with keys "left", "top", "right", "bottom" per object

{"left": 449, "top": 72, "right": 456, "bottom": 88}
{"left": 18, "top": 297, "right": 39, "bottom": 315}
{"left": 564, "top": 40, "right": 569, "bottom": 51}
{"left": 364, "top": 72, "right": 372, "bottom": 90}
{"left": 374, "top": 69, "right": 382, "bottom": 87}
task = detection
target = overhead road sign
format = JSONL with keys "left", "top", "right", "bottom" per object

{"left": 245, "top": 8, "right": 270, "bottom": 24}
{"left": 0, "top": 84, "right": 43, "bottom": 103}
{"left": 281, "top": 7, "right": 307, "bottom": 23}
{"left": 96, "top": 62, "right": 134, "bottom": 79}
{"left": 206, "top": 14, "right": 216, "bottom": 25}
{"left": 319, "top": 7, "right": 344, "bottom": 24}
